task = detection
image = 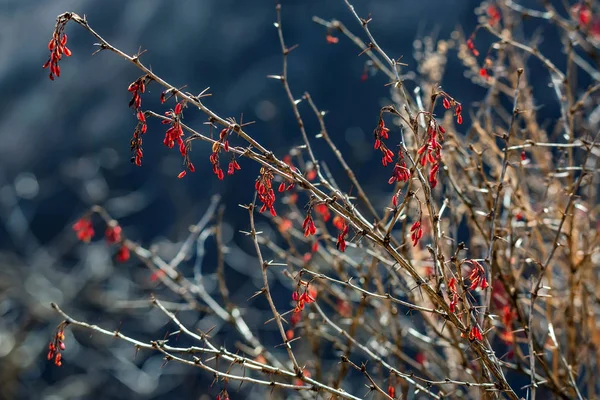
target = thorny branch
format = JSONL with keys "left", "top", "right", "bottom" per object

{"left": 44, "top": 1, "right": 600, "bottom": 399}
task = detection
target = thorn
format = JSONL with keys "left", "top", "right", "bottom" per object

{"left": 247, "top": 288, "right": 266, "bottom": 301}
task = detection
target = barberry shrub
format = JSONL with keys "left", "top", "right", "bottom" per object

{"left": 43, "top": 1, "right": 600, "bottom": 399}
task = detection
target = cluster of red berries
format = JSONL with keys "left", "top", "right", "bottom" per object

{"left": 277, "top": 179, "right": 295, "bottom": 194}
{"left": 114, "top": 245, "right": 129, "bottom": 263}
{"left": 499, "top": 305, "right": 516, "bottom": 344}
{"left": 373, "top": 118, "right": 395, "bottom": 167}
{"left": 465, "top": 32, "right": 498, "bottom": 88}
{"left": 442, "top": 95, "right": 463, "bottom": 125}
{"left": 163, "top": 102, "right": 185, "bottom": 149}
{"left": 72, "top": 217, "right": 94, "bottom": 243}
{"left": 302, "top": 212, "right": 317, "bottom": 237}
{"left": 305, "top": 166, "right": 317, "bottom": 181}
{"left": 466, "top": 27, "right": 496, "bottom": 81}
{"left": 47, "top": 328, "right": 66, "bottom": 366}
{"left": 391, "top": 191, "right": 401, "bottom": 207}
{"left": 388, "top": 149, "right": 411, "bottom": 185}
{"left": 313, "top": 203, "right": 331, "bottom": 222}
{"left": 468, "top": 325, "right": 484, "bottom": 341}
{"left": 445, "top": 260, "right": 490, "bottom": 342}
{"left": 487, "top": 5, "right": 501, "bottom": 26}
{"left": 72, "top": 216, "right": 130, "bottom": 262}
{"left": 570, "top": 3, "right": 597, "bottom": 27}
{"left": 214, "top": 127, "right": 241, "bottom": 177}
{"left": 410, "top": 219, "right": 423, "bottom": 247}
{"left": 128, "top": 77, "right": 148, "bottom": 110}
{"left": 336, "top": 220, "right": 349, "bottom": 252}
{"left": 417, "top": 123, "right": 442, "bottom": 164}
{"left": 285, "top": 296, "right": 304, "bottom": 341}
{"left": 255, "top": 167, "right": 276, "bottom": 216}
{"left": 325, "top": 34, "right": 339, "bottom": 44}
{"left": 479, "top": 56, "right": 495, "bottom": 81}
{"left": 43, "top": 17, "right": 72, "bottom": 80}
{"left": 127, "top": 77, "right": 150, "bottom": 166}
{"left": 520, "top": 150, "right": 528, "bottom": 162}
{"left": 215, "top": 390, "right": 230, "bottom": 400}
{"left": 208, "top": 127, "right": 232, "bottom": 180}
{"left": 417, "top": 120, "right": 445, "bottom": 188}
{"left": 136, "top": 111, "right": 147, "bottom": 132}
{"left": 488, "top": 283, "right": 517, "bottom": 346}
{"left": 427, "top": 160, "right": 439, "bottom": 189}
{"left": 286, "top": 282, "right": 316, "bottom": 340}
{"left": 292, "top": 283, "right": 317, "bottom": 314}
{"left": 466, "top": 259, "right": 488, "bottom": 290}
{"left": 336, "top": 299, "right": 352, "bottom": 318}
{"left": 285, "top": 281, "right": 317, "bottom": 340}
{"left": 105, "top": 224, "right": 122, "bottom": 243}
{"left": 161, "top": 101, "right": 194, "bottom": 178}
{"left": 106, "top": 224, "right": 130, "bottom": 262}
{"left": 295, "top": 369, "right": 312, "bottom": 387}
{"left": 447, "top": 277, "right": 459, "bottom": 313}
{"left": 332, "top": 215, "right": 345, "bottom": 231}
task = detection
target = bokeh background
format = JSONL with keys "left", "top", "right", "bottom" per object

{"left": 0, "top": 0, "right": 563, "bottom": 399}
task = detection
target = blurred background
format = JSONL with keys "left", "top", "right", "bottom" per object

{"left": 0, "top": 0, "right": 564, "bottom": 399}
